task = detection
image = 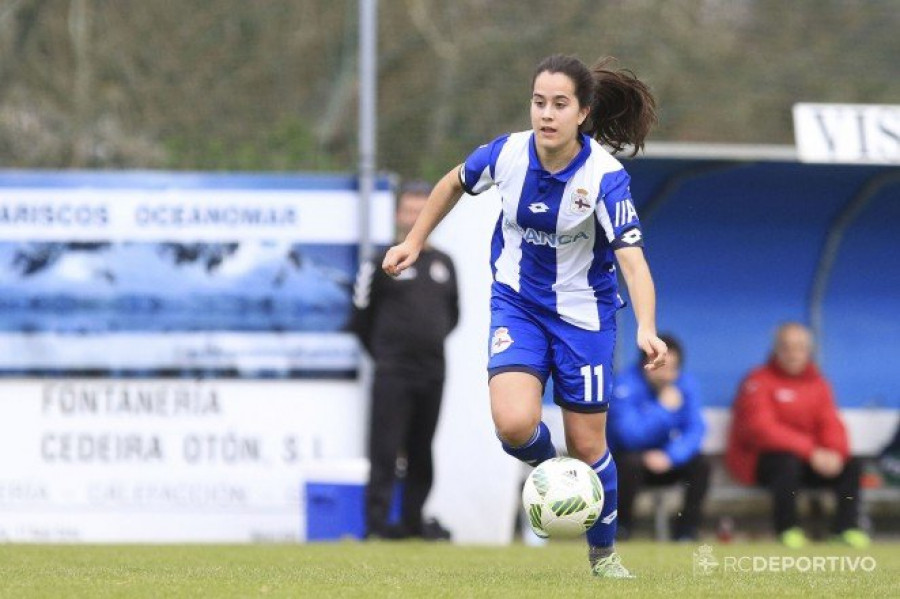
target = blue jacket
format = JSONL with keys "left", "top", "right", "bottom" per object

{"left": 607, "top": 365, "right": 706, "bottom": 467}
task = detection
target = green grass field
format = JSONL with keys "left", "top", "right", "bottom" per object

{"left": 0, "top": 540, "right": 896, "bottom": 598}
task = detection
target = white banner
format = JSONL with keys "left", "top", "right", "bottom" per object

{"left": 0, "top": 332, "right": 357, "bottom": 373}
{"left": 0, "top": 188, "right": 394, "bottom": 242}
{"left": 793, "top": 103, "right": 900, "bottom": 164}
{"left": 0, "top": 378, "right": 365, "bottom": 542}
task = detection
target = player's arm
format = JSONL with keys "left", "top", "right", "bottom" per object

{"left": 615, "top": 246, "right": 667, "bottom": 370}
{"left": 610, "top": 385, "right": 677, "bottom": 447}
{"left": 446, "top": 258, "right": 461, "bottom": 332}
{"left": 382, "top": 166, "right": 464, "bottom": 277}
{"left": 736, "top": 376, "right": 816, "bottom": 458}
{"left": 813, "top": 379, "right": 849, "bottom": 459}
{"left": 347, "top": 258, "right": 381, "bottom": 354}
{"left": 596, "top": 167, "right": 665, "bottom": 367}
{"left": 662, "top": 376, "right": 706, "bottom": 466}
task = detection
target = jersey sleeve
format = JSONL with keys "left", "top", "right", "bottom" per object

{"left": 346, "top": 257, "right": 382, "bottom": 354}
{"left": 662, "top": 374, "right": 707, "bottom": 466}
{"left": 595, "top": 168, "right": 644, "bottom": 249}
{"left": 458, "top": 133, "right": 510, "bottom": 196}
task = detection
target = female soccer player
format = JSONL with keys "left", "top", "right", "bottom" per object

{"left": 382, "top": 54, "right": 667, "bottom": 578}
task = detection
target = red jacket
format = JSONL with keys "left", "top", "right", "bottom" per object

{"left": 725, "top": 359, "right": 849, "bottom": 485}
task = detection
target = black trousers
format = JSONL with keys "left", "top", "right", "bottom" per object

{"left": 616, "top": 451, "right": 711, "bottom": 538}
{"left": 366, "top": 371, "right": 444, "bottom": 535}
{"left": 756, "top": 451, "right": 861, "bottom": 534}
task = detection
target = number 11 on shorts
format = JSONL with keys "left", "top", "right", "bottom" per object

{"left": 580, "top": 364, "right": 604, "bottom": 402}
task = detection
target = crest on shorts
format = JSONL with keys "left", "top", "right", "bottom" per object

{"left": 490, "top": 327, "right": 513, "bottom": 356}
{"left": 567, "top": 187, "right": 593, "bottom": 215}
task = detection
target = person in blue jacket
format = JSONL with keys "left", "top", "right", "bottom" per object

{"left": 608, "top": 334, "right": 709, "bottom": 541}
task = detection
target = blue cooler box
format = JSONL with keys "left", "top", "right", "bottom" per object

{"left": 302, "top": 459, "right": 368, "bottom": 541}
{"left": 305, "top": 481, "right": 367, "bottom": 541}
{"left": 302, "top": 459, "right": 404, "bottom": 541}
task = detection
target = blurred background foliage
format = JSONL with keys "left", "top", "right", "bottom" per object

{"left": 1, "top": 0, "right": 898, "bottom": 179}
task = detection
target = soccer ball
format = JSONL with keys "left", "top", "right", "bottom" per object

{"left": 521, "top": 456, "right": 604, "bottom": 538}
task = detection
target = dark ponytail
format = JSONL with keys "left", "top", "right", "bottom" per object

{"left": 584, "top": 57, "right": 657, "bottom": 156}
{"left": 533, "top": 54, "right": 658, "bottom": 156}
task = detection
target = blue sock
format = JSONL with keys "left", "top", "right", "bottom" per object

{"left": 500, "top": 421, "right": 556, "bottom": 466}
{"left": 586, "top": 449, "right": 617, "bottom": 550}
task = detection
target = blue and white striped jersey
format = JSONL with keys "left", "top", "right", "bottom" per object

{"left": 460, "top": 130, "right": 644, "bottom": 331}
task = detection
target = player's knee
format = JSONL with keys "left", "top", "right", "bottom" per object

{"left": 494, "top": 413, "right": 540, "bottom": 447}
{"left": 566, "top": 437, "right": 608, "bottom": 465}
{"left": 779, "top": 453, "right": 804, "bottom": 475}
{"left": 762, "top": 452, "right": 803, "bottom": 484}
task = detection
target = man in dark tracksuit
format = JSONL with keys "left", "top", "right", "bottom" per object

{"left": 349, "top": 182, "right": 459, "bottom": 540}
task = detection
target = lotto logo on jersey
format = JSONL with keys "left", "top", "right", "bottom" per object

{"left": 614, "top": 199, "right": 638, "bottom": 227}
{"left": 620, "top": 228, "right": 642, "bottom": 245}
{"left": 567, "top": 188, "right": 593, "bottom": 215}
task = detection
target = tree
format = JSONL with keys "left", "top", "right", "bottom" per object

{"left": 0, "top": 0, "right": 898, "bottom": 175}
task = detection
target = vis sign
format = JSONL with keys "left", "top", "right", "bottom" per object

{"left": 793, "top": 103, "right": 900, "bottom": 164}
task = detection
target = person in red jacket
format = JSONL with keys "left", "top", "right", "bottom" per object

{"left": 726, "top": 322, "right": 870, "bottom": 548}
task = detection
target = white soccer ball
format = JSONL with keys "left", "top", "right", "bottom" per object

{"left": 521, "top": 456, "right": 604, "bottom": 539}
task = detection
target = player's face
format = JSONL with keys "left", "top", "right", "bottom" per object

{"left": 530, "top": 71, "right": 589, "bottom": 156}
{"left": 774, "top": 326, "right": 813, "bottom": 376}
{"left": 646, "top": 350, "right": 681, "bottom": 389}
{"left": 396, "top": 192, "right": 428, "bottom": 239}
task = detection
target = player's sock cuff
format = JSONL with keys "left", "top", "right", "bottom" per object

{"left": 591, "top": 450, "right": 612, "bottom": 474}
{"left": 497, "top": 424, "right": 541, "bottom": 449}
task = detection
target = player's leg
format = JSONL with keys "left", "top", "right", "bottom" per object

{"left": 806, "top": 457, "right": 869, "bottom": 547}
{"left": 634, "top": 459, "right": 709, "bottom": 541}
{"left": 611, "top": 450, "right": 646, "bottom": 540}
{"left": 490, "top": 372, "right": 552, "bottom": 464}
{"left": 667, "top": 454, "right": 711, "bottom": 540}
{"left": 365, "top": 372, "right": 415, "bottom": 538}
{"left": 487, "top": 296, "right": 554, "bottom": 465}
{"left": 550, "top": 324, "right": 630, "bottom": 577}
{"left": 829, "top": 457, "right": 864, "bottom": 538}
{"left": 756, "top": 451, "right": 806, "bottom": 547}
{"left": 401, "top": 375, "right": 445, "bottom": 538}
{"left": 563, "top": 409, "right": 629, "bottom": 577}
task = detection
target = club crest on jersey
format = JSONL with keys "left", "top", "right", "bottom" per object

{"left": 567, "top": 187, "right": 593, "bottom": 215}
{"left": 490, "top": 327, "right": 513, "bottom": 356}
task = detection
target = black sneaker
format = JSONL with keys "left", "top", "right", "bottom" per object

{"left": 420, "top": 518, "right": 452, "bottom": 541}
{"left": 365, "top": 524, "right": 409, "bottom": 540}
{"left": 672, "top": 524, "right": 699, "bottom": 543}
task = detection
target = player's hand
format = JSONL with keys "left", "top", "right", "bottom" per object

{"left": 643, "top": 450, "right": 672, "bottom": 474}
{"left": 810, "top": 447, "right": 844, "bottom": 478}
{"left": 638, "top": 329, "right": 668, "bottom": 371}
{"left": 382, "top": 240, "right": 421, "bottom": 277}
